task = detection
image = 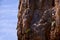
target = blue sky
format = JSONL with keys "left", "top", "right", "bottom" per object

{"left": 0, "top": 0, "right": 18, "bottom": 40}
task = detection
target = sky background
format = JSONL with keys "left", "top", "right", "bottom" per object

{"left": 0, "top": 0, "right": 19, "bottom": 40}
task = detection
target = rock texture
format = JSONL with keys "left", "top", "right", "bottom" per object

{"left": 17, "top": 0, "right": 60, "bottom": 40}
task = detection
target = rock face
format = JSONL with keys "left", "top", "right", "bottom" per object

{"left": 17, "top": 0, "right": 60, "bottom": 40}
